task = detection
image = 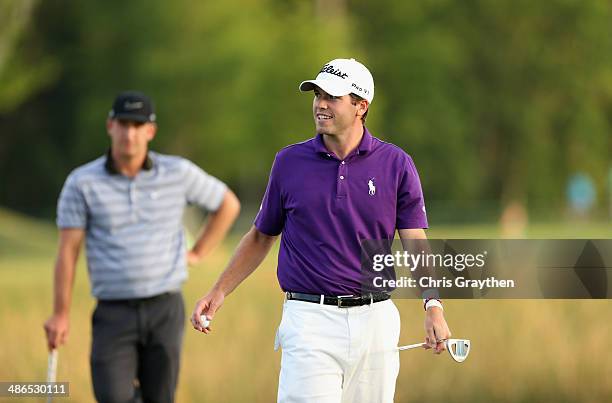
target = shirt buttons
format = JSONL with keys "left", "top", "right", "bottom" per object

{"left": 341, "top": 161, "right": 345, "bottom": 165}
{"left": 340, "top": 176, "right": 345, "bottom": 180}
{"left": 327, "top": 154, "right": 331, "bottom": 157}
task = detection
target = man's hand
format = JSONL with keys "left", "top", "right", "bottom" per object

{"left": 44, "top": 314, "right": 70, "bottom": 351}
{"left": 187, "top": 250, "right": 203, "bottom": 267}
{"left": 188, "top": 190, "right": 240, "bottom": 267}
{"left": 423, "top": 307, "right": 451, "bottom": 354}
{"left": 191, "top": 287, "right": 225, "bottom": 334}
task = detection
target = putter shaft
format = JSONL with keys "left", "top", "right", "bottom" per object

{"left": 398, "top": 338, "right": 447, "bottom": 351}
{"left": 397, "top": 342, "right": 426, "bottom": 351}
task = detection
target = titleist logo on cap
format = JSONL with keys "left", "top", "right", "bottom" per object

{"left": 320, "top": 64, "right": 348, "bottom": 79}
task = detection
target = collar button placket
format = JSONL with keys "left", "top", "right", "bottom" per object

{"left": 337, "top": 160, "right": 348, "bottom": 199}
{"left": 129, "top": 180, "right": 138, "bottom": 222}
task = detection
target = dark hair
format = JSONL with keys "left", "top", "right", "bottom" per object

{"left": 349, "top": 93, "right": 368, "bottom": 122}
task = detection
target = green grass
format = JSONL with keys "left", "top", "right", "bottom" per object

{"left": 0, "top": 208, "right": 611, "bottom": 402}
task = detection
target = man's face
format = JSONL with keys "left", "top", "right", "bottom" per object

{"left": 106, "top": 119, "right": 156, "bottom": 158}
{"left": 312, "top": 87, "right": 367, "bottom": 136}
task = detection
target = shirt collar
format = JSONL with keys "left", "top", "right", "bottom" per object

{"left": 104, "top": 149, "right": 154, "bottom": 175}
{"left": 313, "top": 133, "right": 329, "bottom": 154}
{"left": 312, "top": 126, "right": 373, "bottom": 156}
{"left": 358, "top": 127, "right": 373, "bottom": 153}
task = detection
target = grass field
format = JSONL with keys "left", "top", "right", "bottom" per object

{"left": 0, "top": 207, "right": 611, "bottom": 402}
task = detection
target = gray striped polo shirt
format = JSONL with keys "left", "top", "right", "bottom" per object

{"left": 57, "top": 151, "right": 227, "bottom": 300}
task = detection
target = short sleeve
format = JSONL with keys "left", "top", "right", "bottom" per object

{"left": 396, "top": 155, "right": 428, "bottom": 229}
{"left": 56, "top": 173, "right": 87, "bottom": 229}
{"left": 254, "top": 154, "right": 285, "bottom": 236}
{"left": 183, "top": 160, "right": 227, "bottom": 211}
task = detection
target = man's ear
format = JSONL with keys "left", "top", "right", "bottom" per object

{"left": 357, "top": 100, "right": 369, "bottom": 117}
{"left": 106, "top": 118, "right": 114, "bottom": 136}
{"left": 147, "top": 123, "right": 157, "bottom": 141}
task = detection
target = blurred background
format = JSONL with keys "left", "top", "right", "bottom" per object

{"left": 1, "top": 0, "right": 611, "bottom": 402}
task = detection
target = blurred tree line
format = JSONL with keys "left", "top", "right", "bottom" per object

{"left": 1, "top": 0, "right": 611, "bottom": 222}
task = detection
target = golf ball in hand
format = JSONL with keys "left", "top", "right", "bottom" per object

{"left": 199, "top": 315, "right": 211, "bottom": 328}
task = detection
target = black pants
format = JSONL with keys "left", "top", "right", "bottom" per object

{"left": 91, "top": 292, "right": 185, "bottom": 403}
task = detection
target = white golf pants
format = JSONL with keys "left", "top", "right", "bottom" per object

{"left": 275, "top": 298, "right": 400, "bottom": 403}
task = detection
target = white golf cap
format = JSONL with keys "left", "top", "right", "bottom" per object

{"left": 299, "top": 58, "right": 374, "bottom": 103}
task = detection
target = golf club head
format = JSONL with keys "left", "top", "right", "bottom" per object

{"left": 445, "top": 339, "right": 470, "bottom": 363}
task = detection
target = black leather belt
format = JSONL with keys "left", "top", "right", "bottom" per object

{"left": 286, "top": 292, "right": 390, "bottom": 308}
{"left": 99, "top": 291, "right": 177, "bottom": 306}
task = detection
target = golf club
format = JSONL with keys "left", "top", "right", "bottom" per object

{"left": 398, "top": 338, "right": 471, "bottom": 363}
{"left": 46, "top": 349, "right": 58, "bottom": 403}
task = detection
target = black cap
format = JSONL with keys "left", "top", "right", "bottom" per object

{"left": 109, "top": 91, "right": 156, "bottom": 123}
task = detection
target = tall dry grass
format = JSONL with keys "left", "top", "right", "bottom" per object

{"left": 1, "top": 209, "right": 611, "bottom": 402}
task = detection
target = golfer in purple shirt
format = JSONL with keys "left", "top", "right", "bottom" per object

{"left": 192, "top": 58, "right": 451, "bottom": 402}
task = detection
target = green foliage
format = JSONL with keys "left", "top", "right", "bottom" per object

{"left": 0, "top": 0, "right": 59, "bottom": 113}
{"left": 0, "top": 0, "right": 611, "bottom": 220}
{"left": 353, "top": 0, "right": 612, "bottom": 214}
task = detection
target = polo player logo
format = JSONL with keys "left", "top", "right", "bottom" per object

{"left": 368, "top": 179, "right": 376, "bottom": 196}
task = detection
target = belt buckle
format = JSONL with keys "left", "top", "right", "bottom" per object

{"left": 337, "top": 295, "right": 355, "bottom": 308}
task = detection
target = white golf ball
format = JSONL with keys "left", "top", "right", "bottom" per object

{"left": 199, "top": 315, "right": 211, "bottom": 328}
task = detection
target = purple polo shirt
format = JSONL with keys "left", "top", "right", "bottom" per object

{"left": 254, "top": 128, "right": 428, "bottom": 296}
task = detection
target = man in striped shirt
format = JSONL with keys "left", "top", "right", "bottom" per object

{"left": 43, "top": 91, "right": 240, "bottom": 403}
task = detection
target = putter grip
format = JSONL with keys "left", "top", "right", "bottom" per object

{"left": 46, "top": 349, "right": 58, "bottom": 403}
{"left": 47, "top": 349, "right": 58, "bottom": 382}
